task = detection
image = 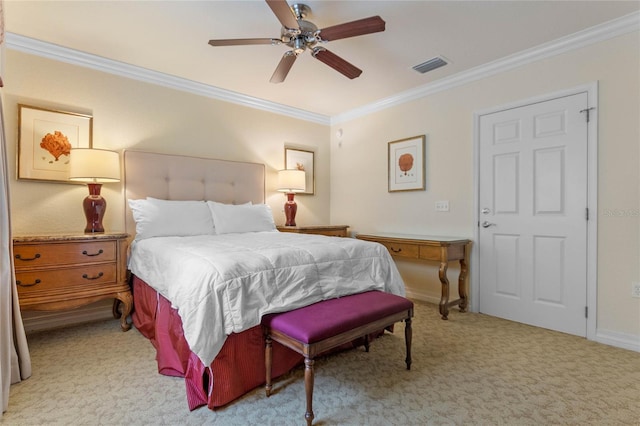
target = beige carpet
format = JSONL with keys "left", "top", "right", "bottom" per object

{"left": 3, "top": 301, "right": 639, "bottom": 425}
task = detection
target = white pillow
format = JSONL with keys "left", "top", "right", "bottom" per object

{"left": 128, "top": 198, "right": 215, "bottom": 240}
{"left": 207, "top": 201, "right": 276, "bottom": 234}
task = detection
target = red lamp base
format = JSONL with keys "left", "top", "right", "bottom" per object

{"left": 284, "top": 192, "right": 298, "bottom": 227}
{"left": 83, "top": 183, "right": 106, "bottom": 233}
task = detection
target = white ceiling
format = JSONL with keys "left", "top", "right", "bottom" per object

{"left": 5, "top": 1, "right": 640, "bottom": 118}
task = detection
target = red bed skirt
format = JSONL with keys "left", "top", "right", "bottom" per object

{"left": 131, "top": 275, "right": 303, "bottom": 410}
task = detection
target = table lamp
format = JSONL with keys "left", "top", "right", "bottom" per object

{"left": 68, "top": 148, "right": 120, "bottom": 233}
{"left": 277, "top": 169, "right": 306, "bottom": 226}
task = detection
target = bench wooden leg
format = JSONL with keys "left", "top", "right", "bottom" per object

{"left": 405, "top": 317, "right": 412, "bottom": 370}
{"left": 304, "top": 357, "right": 315, "bottom": 426}
{"left": 265, "top": 335, "right": 273, "bottom": 397}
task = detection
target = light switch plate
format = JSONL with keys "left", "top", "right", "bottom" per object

{"left": 632, "top": 282, "right": 640, "bottom": 298}
{"left": 435, "top": 201, "right": 449, "bottom": 212}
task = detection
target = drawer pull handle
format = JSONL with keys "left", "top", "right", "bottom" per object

{"left": 15, "top": 253, "right": 41, "bottom": 261}
{"left": 16, "top": 279, "right": 41, "bottom": 287}
{"left": 82, "top": 249, "right": 104, "bottom": 257}
{"left": 390, "top": 247, "right": 402, "bottom": 253}
{"left": 82, "top": 272, "right": 104, "bottom": 280}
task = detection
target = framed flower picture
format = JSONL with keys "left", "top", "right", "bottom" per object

{"left": 388, "top": 135, "right": 425, "bottom": 192}
{"left": 17, "top": 104, "right": 93, "bottom": 182}
{"left": 285, "top": 147, "right": 315, "bottom": 195}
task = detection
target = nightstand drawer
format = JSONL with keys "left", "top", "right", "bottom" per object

{"left": 15, "top": 264, "right": 117, "bottom": 295}
{"left": 381, "top": 242, "right": 419, "bottom": 259}
{"left": 301, "top": 229, "right": 347, "bottom": 237}
{"left": 14, "top": 240, "right": 116, "bottom": 269}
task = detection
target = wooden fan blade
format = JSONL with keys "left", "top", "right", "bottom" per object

{"left": 266, "top": 0, "right": 300, "bottom": 30}
{"left": 270, "top": 52, "right": 297, "bottom": 83}
{"left": 209, "top": 38, "right": 281, "bottom": 47}
{"left": 319, "top": 16, "right": 385, "bottom": 41}
{"left": 312, "top": 48, "right": 362, "bottom": 79}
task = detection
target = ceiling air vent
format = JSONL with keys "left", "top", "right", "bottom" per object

{"left": 412, "top": 56, "right": 448, "bottom": 74}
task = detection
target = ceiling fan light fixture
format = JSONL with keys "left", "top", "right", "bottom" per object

{"left": 293, "top": 37, "right": 307, "bottom": 54}
{"left": 413, "top": 56, "right": 448, "bottom": 74}
{"left": 209, "top": 0, "right": 386, "bottom": 83}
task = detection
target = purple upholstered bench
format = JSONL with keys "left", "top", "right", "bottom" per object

{"left": 261, "top": 290, "right": 414, "bottom": 426}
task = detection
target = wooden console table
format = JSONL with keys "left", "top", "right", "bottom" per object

{"left": 356, "top": 233, "right": 471, "bottom": 320}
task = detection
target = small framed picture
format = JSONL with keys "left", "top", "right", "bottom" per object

{"left": 17, "top": 104, "right": 93, "bottom": 182}
{"left": 285, "top": 147, "right": 315, "bottom": 195}
{"left": 388, "top": 135, "right": 425, "bottom": 192}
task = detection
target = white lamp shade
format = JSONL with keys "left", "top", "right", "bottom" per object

{"left": 68, "top": 148, "right": 121, "bottom": 183}
{"left": 277, "top": 169, "right": 306, "bottom": 193}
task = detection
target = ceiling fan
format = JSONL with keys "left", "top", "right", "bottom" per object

{"left": 208, "top": 0, "right": 385, "bottom": 83}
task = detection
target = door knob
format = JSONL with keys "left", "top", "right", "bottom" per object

{"left": 482, "top": 221, "right": 496, "bottom": 228}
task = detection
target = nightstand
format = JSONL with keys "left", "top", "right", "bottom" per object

{"left": 277, "top": 225, "right": 350, "bottom": 237}
{"left": 13, "top": 233, "right": 132, "bottom": 331}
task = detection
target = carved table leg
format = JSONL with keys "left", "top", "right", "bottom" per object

{"left": 438, "top": 259, "right": 450, "bottom": 320}
{"left": 112, "top": 299, "right": 121, "bottom": 319}
{"left": 265, "top": 335, "right": 273, "bottom": 397}
{"left": 304, "top": 357, "right": 315, "bottom": 426}
{"left": 115, "top": 291, "right": 133, "bottom": 331}
{"left": 458, "top": 247, "right": 469, "bottom": 312}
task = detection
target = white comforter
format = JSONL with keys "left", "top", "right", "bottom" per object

{"left": 128, "top": 232, "right": 405, "bottom": 366}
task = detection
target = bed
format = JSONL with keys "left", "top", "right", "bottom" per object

{"left": 123, "top": 150, "right": 405, "bottom": 411}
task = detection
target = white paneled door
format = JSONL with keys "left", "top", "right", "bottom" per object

{"left": 478, "top": 93, "right": 589, "bottom": 336}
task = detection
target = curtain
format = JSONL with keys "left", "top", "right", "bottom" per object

{"left": 0, "top": 77, "right": 32, "bottom": 418}
{"left": 1, "top": 0, "right": 32, "bottom": 416}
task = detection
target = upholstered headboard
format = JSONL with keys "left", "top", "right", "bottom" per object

{"left": 123, "top": 150, "right": 265, "bottom": 239}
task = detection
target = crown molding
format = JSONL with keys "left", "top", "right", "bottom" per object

{"left": 332, "top": 10, "right": 640, "bottom": 124}
{"left": 6, "top": 11, "right": 638, "bottom": 127}
{"left": 5, "top": 33, "right": 331, "bottom": 126}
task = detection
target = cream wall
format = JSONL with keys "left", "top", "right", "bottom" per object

{"left": 4, "top": 50, "right": 331, "bottom": 237}
{"left": 3, "top": 32, "right": 638, "bottom": 345}
{"left": 330, "top": 32, "right": 640, "bottom": 342}
{"left": 3, "top": 50, "right": 331, "bottom": 330}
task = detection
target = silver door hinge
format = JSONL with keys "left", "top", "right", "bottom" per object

{"left": 585, "top": 306, "right": 588, "bottom": 318}
{"left": 586, "top": 208, "right": 589, "bottom": 220}
{"left": 580, "top": 107, "right": 595, "bottom": 122}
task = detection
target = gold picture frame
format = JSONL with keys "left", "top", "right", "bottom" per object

{"left": 285, "top": 147, "right": 315, "bottom": 195}
{"left": 388, "top": 135, "right": 425, "bottom": 192}
{"left": 17, "top": 104, "right": 93, "bottom": 182}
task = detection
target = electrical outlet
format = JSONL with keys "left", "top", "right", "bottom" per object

{"left": 632, "top": 282, "right": 640, "bottom": 298}
{"left": 435, "top": 201, "right": 449, "bottom": 212}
